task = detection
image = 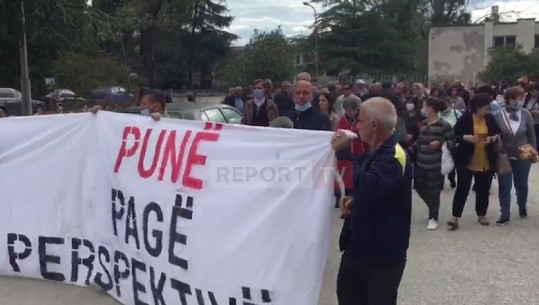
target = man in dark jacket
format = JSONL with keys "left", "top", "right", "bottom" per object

{"left": 286, "top": 80, "right": 331, "bottom": 131}
{"left": 223, "top": 86, "right": 247, "bottom": 113}
{"left": 332, "top": 97, "right": 412, "bottom": 305}
{"left": 273, "top": 81, "right": 294, "bottom": 114}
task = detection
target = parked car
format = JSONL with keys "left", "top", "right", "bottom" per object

{"left": 0, "top": 88, "right": 41, "bottom": 116}
{"left": 117, "top": 102, "right": 243, "bottom": 124}
{"left": 88, "top": 86, "right": 134, "bottom": 107}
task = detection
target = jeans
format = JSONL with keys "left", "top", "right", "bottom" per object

{"left": 337, "top": 251, "right": 406, "bottom": 305}
{"left": 498, "top": 159, "right": 532, "bottom": 219}
{"left": 452, "top": 168, "right": 493, "bottom": 217}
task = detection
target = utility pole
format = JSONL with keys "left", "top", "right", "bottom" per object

{"left": 303, "top": 2, "right": 318, "bottom": 80}
{"left": 20, "top": 0, "right": 32, "bottom": 116}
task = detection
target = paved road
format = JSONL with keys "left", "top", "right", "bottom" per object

{"left": 2, "top": 167, "right": 539, "bottom": 305}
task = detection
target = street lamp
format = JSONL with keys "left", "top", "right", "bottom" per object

{"left": 303, "top": 2, "right": 318, "bottom": 79}
{"left": 20, "top": 0, "right": 32, "bottom": 115}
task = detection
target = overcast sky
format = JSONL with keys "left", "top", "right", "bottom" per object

{"left": 226, "top": 0, "right": 539, "bottom": 46}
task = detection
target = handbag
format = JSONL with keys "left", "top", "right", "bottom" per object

{"left": 495, "top": 136, "right": 512, "bottom": 175}
{"left": 517, "top": 143, "right": 539, "bottom": 163}
{"left": 501, "top": 109, "right": 538, "bottom": 163}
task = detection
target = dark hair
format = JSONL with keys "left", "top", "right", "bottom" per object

{"left": 382, "top": 82, "right": 392, "bottom": 89}
{"left": 475, "top": 85, "right": 496, "bottom": 100}
{"left": 470, "top": 93, "right": 492, "bottom": 113}
{"left": 504, "top": 86, "right": 525, "bottom": 102}
{"left": 146, "top": 90, "right": 167, "bottom": 110}
{"left": 426, "top": 97, "right": 447, "bottom": 112}
{"left": 319, "top": 92, "right": 335, "bottom": 111}
{"left": 429, "top": 87, "right": 440, "bottom": 97}
{"left": 139, "top": 87, "right": 150, "bottom": 100}
{"left": 528, "top": 83, "right": 539, "bottom": 92}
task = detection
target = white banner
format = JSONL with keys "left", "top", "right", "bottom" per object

{"left": 0, "top": 112, "right": 335, "bottom": 305}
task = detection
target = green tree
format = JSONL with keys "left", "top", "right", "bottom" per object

{"left": 217, "top": 28, "right": 295, "bottom": 89}
{"left": 52, "top": 53, "right": 131, "bottom": 96}
{"left": 184, "top": 0, "right": 237, "bottom": 88}
{"left": 0, "top": 0, "right": 108, "bottom": 95}
{"left": 478, "top": 47, "right": 539, "bottom": 84}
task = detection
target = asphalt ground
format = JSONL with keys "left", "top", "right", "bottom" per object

{"left": 1, "top": 166, "right": 539, "bottom": 305}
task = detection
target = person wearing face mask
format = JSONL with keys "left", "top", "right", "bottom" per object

{"left": 285, "top": 80, "right": 331, "bottom": 131}
{"left": 241, "top": 79, "right": 278, "bottom": 127}
{"left": 140, "top": 90, "right": 167, "bottom": 118}
{"left": 409, "top": 97, "right": 455, "bottom": 230}
{"left": 404, "top": 97, "right": 423, "bottom": 151}
{"left": 493, "top": 86, "right": 537, "bottom": 225}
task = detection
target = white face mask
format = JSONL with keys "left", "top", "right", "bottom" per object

{"left": 406, "top": 103, "right": 415, "bottom": 111}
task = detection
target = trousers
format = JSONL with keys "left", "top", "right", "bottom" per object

{"left": 337, "top": 251, "right": 406, "bottom": 305}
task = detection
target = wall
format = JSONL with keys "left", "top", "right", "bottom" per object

{"left": 428, "top": 25, "right": 486, "bottom": 86}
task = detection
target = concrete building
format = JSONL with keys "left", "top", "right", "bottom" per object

{"left": 428, "top": 18, "right": 539, "bottom": 86}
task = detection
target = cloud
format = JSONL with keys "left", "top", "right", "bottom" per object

{"left": 226, "top": 0, "right": 539, "bottom": 45}
{"left": 227, "top": 0, "right": 322, "bottom": 45}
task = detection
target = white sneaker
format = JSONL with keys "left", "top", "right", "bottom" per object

{"left": 427, "top": 219, "right": 438, "bottom": 230}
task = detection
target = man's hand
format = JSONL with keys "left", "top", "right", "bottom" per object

{"left": 150, "top": 113, "right": 162, "bottom": 121}
{"left": 485, "top": 136, "right": 497, "bottom": 144}
{"left": 331, "top": 131, "right": 351, "bottom": 151}
{"left": 90, "top": 106, "right": 101, "bottom": 114}
{"left": 340, "top": 196, "right": 353, "bottom": 216}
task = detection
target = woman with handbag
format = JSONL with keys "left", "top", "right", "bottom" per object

{"left": 447, "top": 93, "right": 500, "bottom": 230}
{"left": 494, "top": 86, "right": 538, "bottom": 225}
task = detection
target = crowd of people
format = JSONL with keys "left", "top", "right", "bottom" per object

{"left": 223, "top": 73, "right": 539, "bottom": 232}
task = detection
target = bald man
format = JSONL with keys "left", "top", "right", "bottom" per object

{"left": 286, "top": 80, "right": 331, "bottom": 131}
{"left": 332, "top": 97, "right": 412, "bottom": 305}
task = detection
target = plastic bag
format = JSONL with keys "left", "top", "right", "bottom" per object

{"left": 441, "top": 142, "right": 454, "bottom": 175}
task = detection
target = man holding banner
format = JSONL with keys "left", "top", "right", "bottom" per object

{"left": 332, "top": 97, "right": 413, "bottom": 305}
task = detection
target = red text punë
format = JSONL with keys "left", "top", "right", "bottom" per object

{"left": 113, "top": 126, "right": 220, "bottom": 190}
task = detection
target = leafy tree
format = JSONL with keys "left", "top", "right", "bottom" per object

{"left": 0, "top": 0, "right": 108, "bottom": 95}
{"left": 52, "top": 53, "right": 132, "bottom": 96}
{"left": 217, "top": 28, "right": 296, "bottom": 89}
{"left": 184, "top": 0, "right": 237, "bottom": 88}
{"left": 478, "top": 47, "right": 539, "bottom": 84}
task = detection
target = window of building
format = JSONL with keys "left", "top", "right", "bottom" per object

{"left": 535, "top": 35, "right": 539, "bottom": 49}
{"left": 493, "top": 36, "right": 504, "bottom": 47}
{"left": 505, "top": 36, "right": 516, "bottom": 46}
{"left": 493, "top": 36, "right": 517, "bottom": 47}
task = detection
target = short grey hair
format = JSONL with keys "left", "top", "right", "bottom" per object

{"left": 361, "top": 98, "right": 397, "bottom": 132}
{"left": 269, "top": 116, "right": 294, "bottom": 128}
{"left": 343, "top": 96, "right": 361, "bottom": 110}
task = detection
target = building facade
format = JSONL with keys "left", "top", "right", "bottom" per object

{"left": 428, "top": 18, "right": 539, "bottom": 86}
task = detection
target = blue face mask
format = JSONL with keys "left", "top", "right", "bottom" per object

{"left": 140, "top": 109, "right": 150, "bottom": 116}
{"left": 295, "top": 103, "right": 312, "bottom": 112}
{"left": 421, "top": 108, "right": 428, "bottom": 118}
{"left": 253, "top": 89, "right": 265, "bottom": 99}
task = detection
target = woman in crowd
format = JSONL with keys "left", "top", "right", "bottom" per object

{"left": 429, "top": 87, "right": 440, "bottom": 98}
{"left": 449, "top": 85, "right": 467, "bottom": 112}
{"left": 439, "top": 96, "right": 462, "bottom": 188}
{"left": 447, "top": 93, "right": 500, "bottom": 230}
{"left": 318, "top": 92, "right": 340, "bottom": 131}
{"left": 410, "top": 97, "right": 455, "bottom": 230}
{"left": 494, "top": 86, "right": 537, "bottom": 225}
{"left": 404, "top": 97, "right": 424, "bottom": 151}
{"left": 334, "top": 97, "right": 369, "bottom": 208}
{"left": 525, "top": 83, "right": 539, "bottom": 148}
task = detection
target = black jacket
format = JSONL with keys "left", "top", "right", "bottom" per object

{"left": 453, "top": 112, "right": 500, "bottom": 170}
{"left": 285, "top": 107, "right": 332, "bottom": 131}
{"left": 223, "top": 95, "right": 246, "bottom": 107}
{"left": 340, "top": 136, "right": 413, "bottom": 262}
{"left": 273, "top": 91, "right": 294, "bottom": 114}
